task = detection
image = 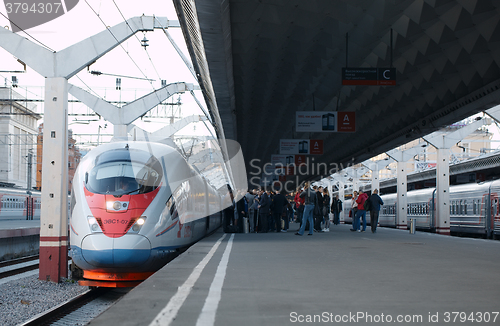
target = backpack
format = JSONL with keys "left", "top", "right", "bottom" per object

{"left": 364, "top": 195, "right": 371, "bottom": 211}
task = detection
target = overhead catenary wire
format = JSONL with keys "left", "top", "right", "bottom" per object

{"left": 84, "top": 0, "right": 156, "bottom": 95}
{"left": 0, "top": 12, "right": 56, "bottom": 52}
{"left": 155, "top": 17, "right": 197, "bottom": 81}
{"left": 111, "top": 0, "right": 163, "bottom": 83}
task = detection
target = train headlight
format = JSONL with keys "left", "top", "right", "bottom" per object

{"left": 87, "top": 216, "right": 102, "bottom": 233}
{"left": 106, "top": 201, "right": 122, "bottom": 211}
{"left": 131, "top": 217, "right": 146, "bottom": 232}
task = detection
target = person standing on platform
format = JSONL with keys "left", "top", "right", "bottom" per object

{"left": 268, "top": 190, "right": 276, "bottom": 232}
{"left": 354, "top": 189, "right": 368, "bottom": 232}
{"left": 322, "top": 188, "right": 331, "bottom": 232}
{"left": 258, "top": 188, "right": 271, "bottom": 233}
{"left": 368, "top": 189, "right": 384, "bottom": 233}
{"left": 235, "top": 192, "right": 246, "bottom": 233}
{"left": 350, "top": 191, "right": 359, "bottom": 232}
{"left": 331, "top": 194, "right": 342, "bottom": 225}
{"left": 294, "top": 188, "right": 304, "bottom": 224}
{"left": 245, "top": 190, "right": 258, "bottom": 233}
{"left": 313, "top": 186, "right": 324, "bottom": 232}
{"left": 271, "top": 188, "right": 289, "bottom": 232}
{"left": 295, "top": 182, "right": 316, "bottom": 236}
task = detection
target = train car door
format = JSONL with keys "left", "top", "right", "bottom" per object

{"left": 431, "top": 189, "right": 436, "bottom": 232}
{"left": 491, "top": 193, "right": 499, "bottom": 238}
{"left": 486, "top": 189, "right": 492, "bottom": 238}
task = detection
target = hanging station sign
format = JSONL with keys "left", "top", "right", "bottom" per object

{"left": 296, "top": 112, "right": 337, "bottom": 132}
{"left": 341, "top": 67, "right": 396, "bottom": 86}
{"left": 279, "top": 139, "right": 324, "bottom": 155}
{"left": 296, "top": 111, "right": 356, "bottom": 133}
{"left": 337, "top": 112, "right": 356, "bottom": 132}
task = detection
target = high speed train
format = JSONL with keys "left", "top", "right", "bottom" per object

{"left": 341, "top": 179, "right": 500, "bottom": 239}
{"left": 69, "top": 141, "right": 229, "bottom": 287}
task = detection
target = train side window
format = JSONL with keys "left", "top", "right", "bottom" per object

{"left": 473, "top": 200, "right": 476, "bottom": 215}
{"left": 459, "top": 200, "right": 463, "bottom": 215}
{"left": 450, "top": 202, "right": 453, "bottom": 214}
{"left": 463, "top": 200, "right": 467, "bottom": 215}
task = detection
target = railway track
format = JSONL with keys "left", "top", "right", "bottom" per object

{"left": 0, "top": 255, "right": 39, "bottom": 279}
{"left": 19, "top": 287, "right": 129, "bottom": 326}
{"left": 0, "top": 255, "right": 74, "bottom": 280}
{"left": 1, "top": 255, "right": 129, "bottom": 325}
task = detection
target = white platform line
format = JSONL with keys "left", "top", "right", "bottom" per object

{"left": 148, "top": 233, "right": 227, "bottom": 326}
{"left": 196, "top": 233, "right": 235, "bottom": 326}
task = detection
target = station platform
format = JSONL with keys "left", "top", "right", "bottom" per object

{"left": 89, "top": 223, "right": 500, "bottom": 326}
{"left": 0, "top": 219, "right": 40, "bottom": 238}
{"left": 0, "top": 219, "right": 40, "bottom": 261}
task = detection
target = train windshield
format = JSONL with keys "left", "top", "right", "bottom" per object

{"left": 85, "top": 150, "right": 163, "bottom": 196}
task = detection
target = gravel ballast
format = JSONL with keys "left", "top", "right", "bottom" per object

{"left": 0, "top": 273, "right": 87, "bottom": 326}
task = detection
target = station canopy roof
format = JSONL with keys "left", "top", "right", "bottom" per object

{"left": 173, "top": 0, "right": 500, "bottom": 182}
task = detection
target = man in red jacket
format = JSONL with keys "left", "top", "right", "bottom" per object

{"left": 294, "top": 188, "right": 305, "bottom": 224}
{"left": 354, "top": 189, "right": 369, "bottom": 232}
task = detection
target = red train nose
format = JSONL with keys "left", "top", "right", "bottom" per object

{"left": 84, "top": 186, "right": 160, "bottom": 237}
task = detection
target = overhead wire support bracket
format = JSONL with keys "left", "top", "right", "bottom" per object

{"left": 155, "top": 16, "right": 197, "bottom": 80}
{"left": 89, "top": 70, "right": 155, "bottom": 81}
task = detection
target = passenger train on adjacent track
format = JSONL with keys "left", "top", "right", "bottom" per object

{"left": 0, "top": 188, "right": 41, "bottom": 220}
{"left": 69, "top": 141, "right": 228, "bottom": 287}
{"left": 342, "top": 179, "right": 500, "bottom": 238}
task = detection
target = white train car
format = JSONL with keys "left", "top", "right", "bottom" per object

{"left": 0, "top": 188, "right": 41, "bottom": 220}
{"left": 69, "top": 141, "right": 225, "bottom": 287}
{"left": 490, "top": 179, "right": 500, "bottom": 237}
{"left": 340, "top": 179, "right": 500, "bottom": 239}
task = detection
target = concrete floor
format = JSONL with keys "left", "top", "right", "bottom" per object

{"left": 89, "top": 223, "right": 500, "bottom": 326}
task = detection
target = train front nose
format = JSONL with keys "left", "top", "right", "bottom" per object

{"left": 80, "top": 234, "right": 151, "bottom": 268}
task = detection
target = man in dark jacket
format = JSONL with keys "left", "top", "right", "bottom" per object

{"left": 314, "top": 186, "right": 324, "bottom": 232}
{"left": 271, "top": 189, "right": 289, "bottom": 232}
{"left": 368, "top": 189, "right": 384, "bottom": 233}
{"left": 331, "top": 194, "right": 343, "bottom": 225}
{"left": 235, "top": 194, "right": 246, "bottom": 233}
{"left": 258, "top": 189, "right": 271, "bottom": 233}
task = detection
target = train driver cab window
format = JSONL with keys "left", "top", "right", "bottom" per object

{"left": 85, "top": 149, "right": 163, "bottom": 196}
